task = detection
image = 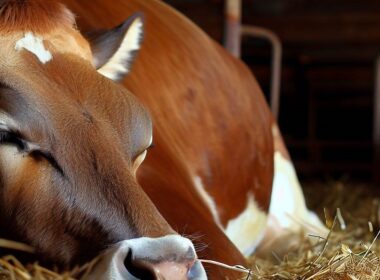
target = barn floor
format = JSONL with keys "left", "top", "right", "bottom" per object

{"left": 248, "top": 180, "right": 380, "bottom": 280}
{"left": 1, "top": 181, "right": 380, "bottom": 279}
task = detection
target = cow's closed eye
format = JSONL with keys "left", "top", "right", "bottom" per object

{"left": 132, "top": 142, "right": 154, "bottom": 175}
{"left": 0, "top": 129, "right": 63, "bottom": 174}
{"left": 132, "top": 150, "right": 147, "bottom": 174}
{"left": 0, "top": 130, "right": 27, "bottom": 151}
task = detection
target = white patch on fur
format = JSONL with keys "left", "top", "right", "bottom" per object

{"left": 98, "top": 18, "right": 143, "bottom": 80}
{"left": 193, "top": 175, "right": 223, "bottom": 228}
{"left": 15, "top": 32, "right": 52, "bottom": 64}
{"left": 225, "top": 193, "right": 267, "bottom": 255}
{"left": 269, "top": 151, "right": 326, "bottom": 232}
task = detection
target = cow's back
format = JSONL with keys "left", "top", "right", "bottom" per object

{"left": 63, "top": 0, "right": 274, "bottom": 277}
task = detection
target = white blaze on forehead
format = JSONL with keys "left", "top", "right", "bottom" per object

{"left": 225, "top": 193, "right": 267, "bottom": 256}
{"left": 193, "top": 175, "right": 223, "bottom": 229}
{"left": 15, "top": 32, "right": 52, "bottom": 64}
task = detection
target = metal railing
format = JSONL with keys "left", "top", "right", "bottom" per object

{"left": 224, "top": 0, "right": 282, "bottom": 120}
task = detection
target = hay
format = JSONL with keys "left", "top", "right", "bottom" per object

{"left": 0, "top": 239, "right": 99, "bottom": 280}
{"left": 247, "top": 181, "right": 380, "bottom": 280}
{"left": 248, "top": 224, "right": 380, "bottom": 279}
{"left": 1, "top": 180, "right": 379, "bottom": 280}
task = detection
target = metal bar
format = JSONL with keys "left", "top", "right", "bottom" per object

{"left": 224, "top": 0, "right": 241, "bottom": 57}
{"left": 241, "top": 25, "right": 283, "bottom": 120}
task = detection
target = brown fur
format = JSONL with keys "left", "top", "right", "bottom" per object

{"left": 0, "top": 0, "right": 75, "bottom": 34}
{"left": 0, "top": 51, "right": 174, "bottom": 263}
{"left": 0, "top": 0, "right": 281, "bottom": 279}
{"left": 63, "top": 0, "right": 274, "bottom": 278}
{"left": 0, "top": 0, "right": 173, "bottom": 268}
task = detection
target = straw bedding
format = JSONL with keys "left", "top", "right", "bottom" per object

{"left": 248, "top": 181, "right": 380, "bottom": 280}
{"left": 1, "top": 180, "right": 379, "bottom": 279}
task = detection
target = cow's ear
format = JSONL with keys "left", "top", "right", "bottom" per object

{"left": 88, "top": 13, "right": 144, "bottom": 81}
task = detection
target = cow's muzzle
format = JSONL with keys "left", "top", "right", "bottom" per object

{"left": 83, "top": 235, "right": 207, "bottom": 280}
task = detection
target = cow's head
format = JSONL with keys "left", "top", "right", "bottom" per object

{"left": 0, "top": 1, "right": 206, "bottom": 279}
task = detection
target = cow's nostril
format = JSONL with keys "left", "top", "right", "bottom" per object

{"left": 123, "top": 250, "right": 205, "bottom": 280}
{"left": 124, "top": 250, "right": 156, "bottom": 280}
{"left": 187, "top": 260, "right": 206, "bottom": 280}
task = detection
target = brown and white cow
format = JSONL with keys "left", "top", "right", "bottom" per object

{"left": 0, "top": 0, "right": 325, "bottom": 279}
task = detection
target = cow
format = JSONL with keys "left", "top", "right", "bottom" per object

{"left": 0, "top": 0, "right": 325, "bottom": 279}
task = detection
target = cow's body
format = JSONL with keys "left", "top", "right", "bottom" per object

{"left": 63, "top": 0, "right": 325, "bottom": 277}
{"left": 67, "top": 0, "right": 272, "bottom": 259}
{"left": 0, "top": 0, "right": 324, "bottom": 279}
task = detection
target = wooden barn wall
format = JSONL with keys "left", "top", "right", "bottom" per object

{"left": 164, "top": 0, "right": 380, "bottom": 181}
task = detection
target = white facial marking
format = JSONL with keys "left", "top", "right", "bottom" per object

{"left": 98, "top": 18, "right": 143, "bottom": 80}
{"left": 193, "top": 175, "right": 223, "bottom": 228}
{"left": 269, "top": 151, "right": 327, "bottom": 232}
{"left": 225, "top": 193, "right": 267, "bottom": 255}
{"left": 15, "top": 32, "right": 52, "bottom": 64}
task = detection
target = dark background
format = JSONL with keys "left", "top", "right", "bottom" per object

{"left": 164, "top": 0, "right": 380, "bottom": 182}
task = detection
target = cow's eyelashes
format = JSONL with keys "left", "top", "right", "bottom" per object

{"left": 0, "top": 130, "right": 63, "bottom": 174}
{"left": 0, "top": 130, "right": 27, "bottom": 150}
{"left": 29, "top": 150, "right": 64, "bottom": 175}
{"left": 132, "top": 149, "right": 148, "bottom": 174}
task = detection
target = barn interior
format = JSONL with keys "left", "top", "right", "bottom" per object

{"left": 165, "top": 0, "right": 378, "bottom": 183}
{"left": 161, "top": 0, "right": 380, "bottom": 278}
{"left": 1, "top": 0, "right": 380, "bottom": 279}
